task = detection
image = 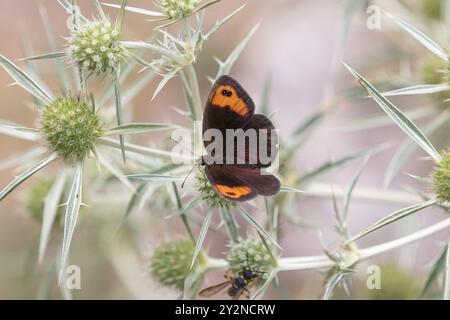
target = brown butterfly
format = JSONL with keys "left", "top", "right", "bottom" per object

{"left": 199, "top": 75, "right": 280, "bottom": 202}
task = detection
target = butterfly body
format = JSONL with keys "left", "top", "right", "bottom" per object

{"left": 201, "top": 75, "right": 280, "bottom": 202}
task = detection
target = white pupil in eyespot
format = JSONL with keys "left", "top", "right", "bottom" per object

{"left": 221, "top": 90, "right": 232, "bottom": 97}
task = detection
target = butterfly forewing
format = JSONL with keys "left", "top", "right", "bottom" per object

{"left": 205, "top": 165, "right": 280, "bottom": 201}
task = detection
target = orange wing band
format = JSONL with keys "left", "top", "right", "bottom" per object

{"left": 214, "top": 184, "right": 252, "bottom": 199}
{"left": 211, "top": 85, "right": 250, "bottom": 116}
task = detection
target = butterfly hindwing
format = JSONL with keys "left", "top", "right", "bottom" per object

{"left": 230, "top": 165, "right": 280, "bottom": 196}
{"left": 239, "top": 114, "right": 278, "bottom": 168}
{"left": 205, "top": 165, "right": 257, "bottom": 201}
{"left": 205, "top": 165, "right": 280, "bottom": 201}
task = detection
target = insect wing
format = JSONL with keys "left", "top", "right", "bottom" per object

{"left": 199, "top": 281, "right": 232, "bottom": 297}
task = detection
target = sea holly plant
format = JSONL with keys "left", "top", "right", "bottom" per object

{"left": 3, "top": 0, "right": 450, "bottom": 301}
{"left": 23, "top": 0, "right": 149, "bottom": 162}
{"left": 340, "top": 10, "right": 450, "bottom": 188}
{"left": 104, "top": 0, "right": 222, "bottom": 28}
{"left": 0, "top": 54, "right": 182, "bottom": 281}
{"left": 25, "top": 0, "right": 131, "bottom": 83}
{"left": 108, "top": 2, "right": 450, "bottom": 300}
{"left": 340, "top": 24, "right": 449, "bottom": 296}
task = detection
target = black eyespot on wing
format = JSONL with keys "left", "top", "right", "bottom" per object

{"left": 211, "top": 75, "right": 255, "bottom": 114}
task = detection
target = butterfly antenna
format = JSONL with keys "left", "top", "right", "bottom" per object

{"left": 169, "top": 137, "right": 195, "bottom": 157}
{"left": 181, "top": 163, "right": 199, "bottom": 189}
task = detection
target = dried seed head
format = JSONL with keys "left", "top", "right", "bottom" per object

{"left": 41, "top": 97, "right": 102, "bottom": 164}
{"left": 149, "top": 239, "right": 205, "bottom": 290}
{"left": 68, "top": 19, "right": 126, "bottom": 77}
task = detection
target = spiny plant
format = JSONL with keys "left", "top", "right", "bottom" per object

{"left": 0, "top": 0, "right": 449, "bottom": 300}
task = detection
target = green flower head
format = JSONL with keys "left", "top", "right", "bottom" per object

{"left": 422, "top": 0, "right": 442, "bottom": 20}
{"left": 157, "top": 0, "right": 198, "bottom": 20}
{"left": 68, "top": 19, "right": 127, "bottom": 77}
{"left": 149, "top": 239, "right": 206, "bottom": 290}
{"left": 41, "top": 96, "right": 102, "bottom": 164}
{"left": 421, "top": 55, "right": 450, "bottom": 109}
{"left": 195, "top": 167, "right": 235, "bottom": 209}
{"left": 433, "top": 151, "right": 450, "bottom": 204}
{"left": 226, "top": 238, "right": 276, "bottom": 279}
{"left": 25, "top": 179, "right": 63, "bottom": 222}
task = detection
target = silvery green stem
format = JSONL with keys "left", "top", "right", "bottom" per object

{"left": 359, "top": 217, "right": 450, "bottom": 259}
{"left": 185, "top": 64, "right": 202, "bottom": 121}
{"left": 206, "top": 218, "right": 450, "bottom": 272}
{"left": 304, "top": 182, "right": 425, "bottom": 205}
{"left": 205, "top": 257, "right": 229, "bottom": 270}
{"left": 180, "top": 70, "right": 199, "bottom": 121}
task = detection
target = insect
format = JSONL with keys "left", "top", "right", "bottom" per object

{"left": 198, "top": 266, "right": 261, "bottom": 300}
{"left": 200, "top": 75, "right": 281, "bottom": 201}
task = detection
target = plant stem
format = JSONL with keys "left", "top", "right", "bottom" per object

{"left": 172, "top": 183, "right": 196, "bottom": 243}
{"left": 220, "top": 207, "right": 239, "bottom": 243}
{"left": 358, "top": 217, "right": 450, "bottom": 259}
{"left": 185, "top": 64, "right": 202, "bottom": 120}
{"left": 180, "top": 70, "right": 198, "bottom": 121}
{"left": 114, "top": 77, "right": 126, "bottom": 163}
{"left": 97, "top": 137, "right": 191, "bottom": 163}
{"left": 205, "top": 257, "right": 229, "bottom": 270}
{"left": 70, "top": 0, "right": 87, "bottom": 97}
{"left": 206, "top": 218, "right": 450, "bottom": 272}
{"left": 303, "top": 182, "right": 425, "bottom": 205}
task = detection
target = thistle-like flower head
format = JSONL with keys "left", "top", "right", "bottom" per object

{"left": 226, "top": 238, "right": 276, "bottom": 279}
{"left": 25, "top": 179, "right": 61, "bottom": 222}
{"left": 149, "top": 239, "right": 206, "bottom": 290}
{"left": 195, "top": 167, "right": 235, "bottom": 209}
{"left": 433, "top": 150, "right": 450, "bottom": 204}
{"left": 41, "top": 96, "right": 103, "bottom": 164}
{"left": 68, "top": 19, "right": 127, "bottom": 77}
{"left": 157, "top": 0, "right": 199, "bottom": 20}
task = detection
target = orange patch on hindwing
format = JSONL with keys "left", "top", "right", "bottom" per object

{"left": 215, "top": 184, "right": 252, "bottom": 199}
{"left": 211, "top": 85, "right": 249, "bottom": 116}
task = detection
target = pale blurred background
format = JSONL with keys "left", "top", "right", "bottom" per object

{"left": 0, "top": 0, "right": 449, "bottom": 299}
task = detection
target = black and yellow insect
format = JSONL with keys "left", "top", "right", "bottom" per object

{"left": 199, "top": 266, "right": 261, "bottom": 300}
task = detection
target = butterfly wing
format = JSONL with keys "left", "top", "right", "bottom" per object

{"left": 205, "top": 165, "right": 280, "bottom": 201}
{"left": 239, "top": 114, "right": 278, "bottom": 168}
{"left": 203, "top": 76, "right": 278, "bottom": 168}
{"left": 203, "top": 75, "right": 255, "bottom": 136}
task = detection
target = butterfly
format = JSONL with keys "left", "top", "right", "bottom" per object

{"left": 199, "top": 75, "right": 280, "bottom": 202}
